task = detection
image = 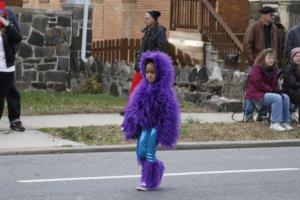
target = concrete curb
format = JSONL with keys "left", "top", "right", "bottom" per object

{"left": 1, "top": 139, "right": 300, "bottom": 156}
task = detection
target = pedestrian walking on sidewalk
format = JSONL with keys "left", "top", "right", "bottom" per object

{"left": 122, "top": 51, "right": 180, "bottom": 191}
{"left": 130, "top": 10, "right": 168, "bottom": 96}
{"left": 0, "top": 2, "right": 24, "bottom": 131}
{"left": 120, "top": 10, "right": 168, "bottom": 116}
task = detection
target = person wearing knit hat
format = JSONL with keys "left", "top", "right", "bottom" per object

{"left": 147, "top": 10, "right": 161, "bottom": 22}
{"left": 290, "top": 47, "right": 300, "bottom": 61}
{"left": 283, "top": 47, "right": 300, "bottom": 124}
{"left": 120, "top": 10, "right": 167, "bottom": 116}
{"left": 0, "top": 2, "right": 24, "bottom": 132}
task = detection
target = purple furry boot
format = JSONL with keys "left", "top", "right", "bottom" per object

{"left": 137, "top": 160, "right": 165, "bottom": 191}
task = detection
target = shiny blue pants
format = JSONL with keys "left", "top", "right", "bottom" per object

{"left": 136, "top": 128, "right": 158, "bottom": 162}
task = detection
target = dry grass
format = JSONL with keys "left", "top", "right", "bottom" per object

{"left": 40, "top": 122, "right": 300, "bottom": 145}
{"left": 180, "top": 122, "right": 300, "bottom": 141}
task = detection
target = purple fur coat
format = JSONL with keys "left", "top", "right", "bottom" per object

{"left": 122, "top": 51, "right": 180, "bottom": 148}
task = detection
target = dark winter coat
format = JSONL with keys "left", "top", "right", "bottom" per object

{"left": 135, "top": 23, "right": 167, "bottom": 71}
{"left": 284, "top": 24, "right": 300, "bottom": 58}
{"left": 2, "top": 9, "right": 22, "bottom": 68}
{"left": 282, "top": 62, "right": 300, "bottom": 104}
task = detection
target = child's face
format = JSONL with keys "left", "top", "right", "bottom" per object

{"left": 264, "top": 53, "right": 275, "bottom": 67}
{"left": 146, "top": 62, "right": 156, "bottom": 83}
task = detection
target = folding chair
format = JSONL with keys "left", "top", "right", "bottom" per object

{"left": 231, "top": 73, "right": 271, "bottom": 122}
{"left": 290, "top": 103, "right": 300, "bottom": 123}
{"left": 242, "top": 71, "right": 272, "bottom": 123}
{"left": 244, "top": 99, "right": 271, "bottom": 122}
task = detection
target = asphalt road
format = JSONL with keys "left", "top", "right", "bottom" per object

{"left": 0, "top": 147, "right": 299, "bottom": 200}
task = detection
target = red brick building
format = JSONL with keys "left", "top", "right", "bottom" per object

{"left": 92, "top": 0, "right": 170, "bottom": 40}
{"left": 92, "top": 0, "right": 249, "bottom": 40}
{"left": 7, "top": 0, "right": 250, "bottom": 41}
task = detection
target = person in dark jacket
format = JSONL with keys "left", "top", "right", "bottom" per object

{"left": 0, "top": 3, "right": 24, "bottom": 132}
{"left": 129, "top": 10, "right": 168, "bottom": 96}
{"left": 245, "top": 48, "right": 292, "bottom": 131}
{"left": 283, "top": 47, "right": 300, "bottom": 104}
{"left": 5, "top": 8, "right": 25, "bottom": 131}
{"left": 284, "top": 23, "right": 300, "bottom": 60}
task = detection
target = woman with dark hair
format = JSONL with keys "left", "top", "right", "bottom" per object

{"left": 245, "top": 48, "right": 293, "bottom": 131}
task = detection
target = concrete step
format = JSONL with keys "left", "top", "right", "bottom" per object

{"left": 168, "top": 30, "right": 204, "bottom": 64}
{"left": 200, "top": 96, "right": 243, "bottom": 112}
{"left": 169, "top": 31, "right": 202, "bottom": 41}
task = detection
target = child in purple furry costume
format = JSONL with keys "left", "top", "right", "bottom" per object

{"left": 122, "top": 51, "right": 180, "bottom": 191}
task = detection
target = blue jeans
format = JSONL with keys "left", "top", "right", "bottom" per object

{"left": 262, "top": 93, "right": 291, "bottom": 123}
{"left": 136, "top": 128, "right": 158, "bottom": 162}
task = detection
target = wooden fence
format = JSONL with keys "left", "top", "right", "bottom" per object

{"left": 5, "top": 0, "right": 23, "bottom": 6}
{"left": 92, "top": 38, "right": 141, "bottom": 64}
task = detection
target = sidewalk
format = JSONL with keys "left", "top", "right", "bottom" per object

{"left": 0, "top": 112, "right": 243, "bottom": 129}
{"left": 1, "top": 112, "right": 299, "bottom": 155}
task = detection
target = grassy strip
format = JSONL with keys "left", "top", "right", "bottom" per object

{"left": 9, "top": 91, "right": 203, "bottom": 115}
{"left": 40, "top": 122, "right": 300, "bottom": 146}
{"left": 19, "top": 91, "right": 127, "bottom": 115}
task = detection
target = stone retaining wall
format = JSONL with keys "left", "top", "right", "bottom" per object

{"left": 10, "top": 5, "right": 93, "bottom": 92}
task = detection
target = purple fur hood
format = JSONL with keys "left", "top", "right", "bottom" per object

{"left": 122, "top": 51, "right": 180, "bottom": 148}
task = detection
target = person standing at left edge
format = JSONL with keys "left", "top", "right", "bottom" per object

{"left": 0, "top": 1, "right": 24, "bottom": 131}
{"left": 122, "top": 51, "right": 180, "bottom": 191}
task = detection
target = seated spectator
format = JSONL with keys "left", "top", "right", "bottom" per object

{"left": 283, "top": 47, "right": 300, "bottom": 106}
{"left": 245, "top": 48, "right": 293, "bottom": 131}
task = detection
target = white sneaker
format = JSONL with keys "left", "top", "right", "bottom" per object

{"left": 270, "top": 122, "right": 286, "bottom": 132}
{"left": 136, "top": 185, "right": 150, "bottom": 191}
{"left": 281, "top": 123, "right": 293, "bottom": 131}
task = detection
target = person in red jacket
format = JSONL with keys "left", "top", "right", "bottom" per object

{"left": 245, "top": 48, "right": 293, "bottom": 131}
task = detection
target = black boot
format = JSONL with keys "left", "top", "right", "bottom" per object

{"left": 10, "top": 121, "right": 25, "bottom": 132}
